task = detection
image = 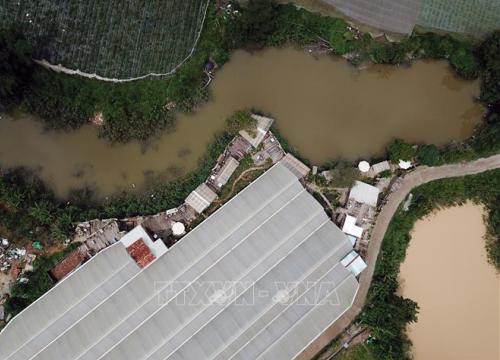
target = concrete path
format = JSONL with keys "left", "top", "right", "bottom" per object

{"left": 297, "top": 153, "right": 500, "bottom": 360}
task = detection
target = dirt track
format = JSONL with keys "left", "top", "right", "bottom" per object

{"left": 296, "top": 153, "right": 500, "bottom": 360}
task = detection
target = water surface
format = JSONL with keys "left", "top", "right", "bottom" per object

{"left": 0, "top": 48, "right": 481, "bottom": 196}
{"left": 399, "top": 204, "right": 499, "bottom": 360}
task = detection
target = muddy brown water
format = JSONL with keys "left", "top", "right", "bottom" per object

{"left": 399, "top": 204, "right": 499, "bottom": 360}
{"left": 0, "top": 48, "right": 481, "bottom": 197}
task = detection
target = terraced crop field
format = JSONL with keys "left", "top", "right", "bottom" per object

{"left": 0, "top": 0, "right": 210, "bottom": 79}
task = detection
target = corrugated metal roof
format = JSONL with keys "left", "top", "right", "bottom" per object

{"left": 185, "top": 183, "right": 218, "bottom": 214}
{"left": 371, "top": 160, "right": 390, "bottom": 174}
{"left": 215, "top": 157, "right": 239, "bottom": 188}
{"left": 349, "top": 181, "right": 380, "bottom": 207}
{"left": 0, "top": 163, "right": 359, "bottom": 360}
{"left": 280, "top": 154, "right": 311, "bottom": 179}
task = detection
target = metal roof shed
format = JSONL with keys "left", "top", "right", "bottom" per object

{"left": 185, "top": 183, "right": 217, "bottom": 213}
{"left": 280, "top": 153, "right": 311, "bottom": 179}
{"left": 341, "top": 250, "right": 367, "bottom": 277}
{"left": 349, "top": 180, "right": 380, "bottom": 207}
{"left": 214, "top": 156, "right": 239, "bottom": 188}
{"left": 371, "top": 160, "right": 390, "bottom": 174}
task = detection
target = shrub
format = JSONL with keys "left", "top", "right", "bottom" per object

{"left": 416, "top": 144, "right": 442, "bottom": 166}
{"left": 388, "top": 139, "right": 416, "bottom": 163}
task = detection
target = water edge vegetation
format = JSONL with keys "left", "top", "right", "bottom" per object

{"left": 1, "top": 1, "right": 498, "bottom": 143}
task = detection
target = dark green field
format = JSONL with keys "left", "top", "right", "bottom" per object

{"left": 0, "top": 0, "right": 209, "bottom": 79}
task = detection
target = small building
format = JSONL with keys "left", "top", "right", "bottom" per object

{"left": 349, "top": 181, "right": 380, "bottom": 207}
{"left": 126, "top": 239, "right": 155, "bottom": 268}
{"left": 341, "top": 250, "right": 367, "bottom": 277}
{"left": 371, "top": 160, "right": 390, "bottom": 174}
{"left": 119, "top": 225, "right": 167, "bottom": 261}
{"left": 214, "top": 156, "right": 239, "bottom": 188}
{"left": 239, "top": 114, "right": 274, "bottom": 148}
{"left": 49, "top": 247, "right": 90, "bottom": 282}
{"left": 279, "top": 153, "right": 310, "bottom": 179}
{"left": 185, "top": 183, "right": 218, "bottom": 214}
{"left": 342, "top": 215, "right": 364, "bottom": 239}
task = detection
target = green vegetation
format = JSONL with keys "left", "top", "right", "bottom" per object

{"left": 478, "top": 31, "right": 500, "bottom": 124}
{"left": 0, "top": 137, "right": 231, "bottom": 246}
{"left": 5, "top": 244, "right": 78, "bottom": 317}
{"left": 0, "top": 110, "right": 260, "bottom": 245}
{"left": 225, "top": 110, "right": 257, "bottom": 137}
{"left": 323, "top": 162, "right": 361, "bottom": 188}
{"left": 0, "top": 26, "right": 34, "bottom": 111}
{"left": 388, "top": 139, "right": 416, "bottom": 162}
{"left": 1, "top": 1, "right": 498, "bottom": 145}
{"left": 335, "top": 343, "right": 376, "bottom": 360}
{"left": 0, "top": 0, "right": 209, "bottom": 79}
{"left": 361, "top": 169, "right": 500, "bottom": 358}
{"left": 0, "top": 2, "right": 230, "bottom": 142}
{"left": 378, "top": 170, "right": 392, "bottom": 178}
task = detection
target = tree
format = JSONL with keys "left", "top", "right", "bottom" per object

{"left": 327, "top": 162, "right": 360, "bottom": 188}
{"left": 388, "top": 139, "right": 416, "bottom": 163}
{"left": 416, "top": 144, "right": 442, "bottom": 166}
{"left": 478, "top": 31, "right": 500, "bottom": 124}
{"left": 0, "top": 26, "right": 35, "bottom": 109}
{"left": 241, "top": 0, "right": 278, "bottom": 45}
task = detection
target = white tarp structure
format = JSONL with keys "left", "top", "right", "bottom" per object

{"left": 0, "top": 163, "right": 361, "bottom": 360}
{"left": 399, "top": 159, "right": 412, "bottom": 170}
{"left": 349, "top": 181, "right": 380, "bottom": 207}
{"left": 342, "top": 215, "right": 364, "bottom": 239}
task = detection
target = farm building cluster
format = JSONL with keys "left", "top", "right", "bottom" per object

{"left": 0, "top": 110, "right": 422, "bottom": 340}
{"left": 31, "top": 114, "right": 311, "bottom": 285}
{"left": 1, "top": 112, "right": 424, "bottom": 355}
{"left": 0, "top": 162, "right": 368, "bottom": 360}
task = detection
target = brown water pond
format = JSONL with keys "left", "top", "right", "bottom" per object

{"left": 0, "top": 47, "right": 481, "bottom": 197}
{"left": 399, "top": 203, "right": 499, "bottom": 360}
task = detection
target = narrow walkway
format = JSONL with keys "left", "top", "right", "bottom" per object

{"left": 214, "top": 166, "right": 267, "bottom": 205}
{"left": 297, "top": 153, "right": 500, "bottom": 360}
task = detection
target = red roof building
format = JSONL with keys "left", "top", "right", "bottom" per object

{"left": 49, "top": 248, "right": 89, "bottom": 281}
{"left": 126, "top": 238, "right": 156, "bottom": 268}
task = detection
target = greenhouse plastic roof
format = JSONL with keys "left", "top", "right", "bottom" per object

{"left": 0, "top": 163, "right": 359, "bottom": 360}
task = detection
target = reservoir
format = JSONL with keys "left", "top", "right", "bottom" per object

{"left": 399, "top": 204, "right": 499, "bottom": 360}
{"left": 0, "top": 48, "right": 481, "bottom": 197}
